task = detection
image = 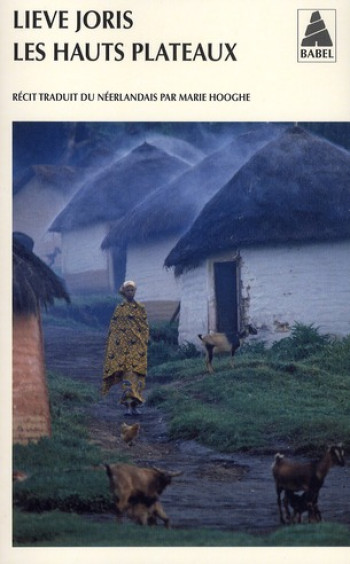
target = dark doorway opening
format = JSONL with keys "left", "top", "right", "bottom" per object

{"left": 214, "top": 261, "right": 239, "bottom": 337}
{"left": 112, "top": 245, "right": 126, "bottom": 291}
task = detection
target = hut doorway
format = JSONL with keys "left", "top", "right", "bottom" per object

{"left": 214, "top": 261, "right": 240, "bottom": 336}
{"left": 111, "top": 245, "right": 126, "bottom": 291}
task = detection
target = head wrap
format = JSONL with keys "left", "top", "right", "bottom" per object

{"left": 119, "top": 280, "right": 137, "bottom": 295}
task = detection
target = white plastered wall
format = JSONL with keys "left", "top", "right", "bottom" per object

{"left": 240, "top": 240, "right": 350, "bottom": 343}
{"left": 177, "top": 240, "right": 350, "bottom": 347}
{"left": 62, "top": 223, "right": 109, "bottom": 273}
{"left": 61, "top": 222, "right": 112, "bottom": 292}
{"left": 125, "top": 236, "right": 181, "bottom": 301}
{"left": 177, "top": 262, "right": 210, "bottom": 346}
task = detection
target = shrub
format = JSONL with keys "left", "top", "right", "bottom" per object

{"left": 270, "top": 323, "right": 331, "bottom": 361}
{"left": 148, "top": 323, "right": 200, "bottom": 367}
{"left": 148, "top": 340, "right": 180, "bottom": 367}
{"left": 149, "top": 322, "right": 178, "bottom": 345}
{"left": 320, "top": 335, "right": 350, "bottom": 375}
{"left": 177, "top": 341, "right": 201, "bottom": 359}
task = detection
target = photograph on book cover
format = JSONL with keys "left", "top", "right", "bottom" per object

{"left": 10, "top": 119, "right": 350, "bottom": 547}
{"left": 1, "top": 1, "right": 350, "bottom": 563}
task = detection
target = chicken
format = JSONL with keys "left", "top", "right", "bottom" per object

{"left": 121, "top": 422, "right": 140, "bottom": 446}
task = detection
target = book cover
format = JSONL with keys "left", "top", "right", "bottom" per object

{"left": 1, "top": 1, "right": 350, "bottom": 563}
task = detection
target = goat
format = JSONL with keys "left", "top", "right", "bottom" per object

{"left": 121, "top": 422, "right": 140, "bottom": 446}
{"left": 272, "top": 443, "right": 345, "bottom": 524}
{"left": 105, "top": 462, "right": 182, "bottom": 527}
{"left": 126, "top": 500, "right": 171, "bottom": 528}
{"left": 283, "top": 490, "right": 321, "bottom": 524}
{"left": 198, "top": 324, "right": 257, "bottom": 373}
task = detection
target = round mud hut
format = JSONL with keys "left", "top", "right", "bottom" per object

{"left": 102, "top": 126, "right": 280, "bottom": 321}
{"left": 164, "top": 126, "right": 350, "bottom": 346}
{"left": 13, "top": 233, "right": 70, "bottom": 444}
{"left": 13, "top": 164, "right": 83, "bottom": 270}
{"left": 49, "top": 142, "right": 190, "bottom": 294}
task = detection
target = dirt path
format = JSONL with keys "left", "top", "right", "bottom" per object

{"left": 43, "top": 325, "right": 350, "bottom": 534}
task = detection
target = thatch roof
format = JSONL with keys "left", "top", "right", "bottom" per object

{"left": 101, "top": 126, "right": 281, "bottom": 249}
{"left": 49, "top": 142, "right": 190, "bottom": 232}
{"left": 145, "top": 133, "right": 205, "bottom": 164}
{"left": 76, "top": 134, "right": 204, "bottom": 169}
{"left": 13, "top": 165, "right": 81, "bottom": 196}
{"left": 13, "top": 233, "right": 70, "bottom": 315}
{"left": 165, "top": 127, "right": 350, "bottom": 274}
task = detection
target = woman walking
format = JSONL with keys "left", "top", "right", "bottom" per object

{"left": 102, "top": 281, "right": 149, "bottom": 416}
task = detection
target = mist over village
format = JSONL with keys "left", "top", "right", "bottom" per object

{"left": 12, "top": 121, "right": 350, "bottom": 546}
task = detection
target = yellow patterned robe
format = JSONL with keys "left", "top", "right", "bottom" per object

{"left": 102, "top": 300, "right": 149, "bottom": 404}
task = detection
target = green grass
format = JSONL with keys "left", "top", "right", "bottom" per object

{"left": 13, "top": 372, "right": 124, "bottom": 514}
{"left": 13, "top": 510, "right": 350, "bottom": 546}
{"left": 12, "top": 323, "right": 350, "bottom": 546}
{"left": 147, "top": 328, "right": 350, "bottom": 453}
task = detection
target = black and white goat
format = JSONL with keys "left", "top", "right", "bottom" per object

{"left": 198, "top": 324, "right": 258, "bottom": 373}
{"left": 283, "top": 490, "right": 322, "bottom": 524}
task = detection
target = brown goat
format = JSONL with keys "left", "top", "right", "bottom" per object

{"left": 272, "top": 444, "right": 345, "bottom": 524}
{"left": 126, "top": 500, "right": 171, "bottom": 528}
{"left": 198, "top": 325, "right": 257, "bottom": 373}
{"left": 105, "top": 462, "right": 182, "bottom": 526}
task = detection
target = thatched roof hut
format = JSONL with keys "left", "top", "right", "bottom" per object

{"left": 102, "top": 126, "right": 281, "bottom": 249}
{"left": 50, "top": 142, "right": 190, "bottom": 233}
{"left": 144, "top": 133, "right": 205, "bottom": 164}
{"left": 13, "top": 164, "right": 85, "bottom": 270}
{"left": 13, "top": 233, "right": 70, "bottom": 314}
{"left": 165, "top": 126, "right": 350, "bottom": 274}
{"left": 165, "top": 127, "right": 350, "bottom": 346}
{"left": 13, "top": 165, "right": 81, "bottom": 196}
{"left": 13, "top": 233, "right": 70, "bottom": 444}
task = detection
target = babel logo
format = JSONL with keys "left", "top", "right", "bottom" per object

{"left": 297, "top": 9, "right": 336, "bottom": 62}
